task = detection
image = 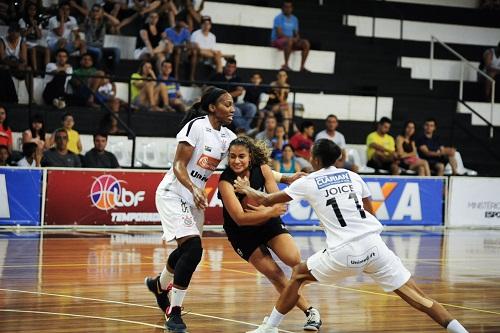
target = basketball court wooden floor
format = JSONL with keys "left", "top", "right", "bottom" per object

{"left": 0, "top": 229, "right": 499, "bottom": 333}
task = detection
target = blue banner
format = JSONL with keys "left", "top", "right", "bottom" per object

{"left": 281, "top": 177, "right": 444, "bottom": 226}
{"left": 0, "top": 168, "right": 43, "bottom": 226}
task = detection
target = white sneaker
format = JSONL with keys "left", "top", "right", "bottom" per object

{"left": 303, "top": 307, "right": 322, "bottom": 331}
{"left": 246, "top": 317, "right": 278, "bottom": 333}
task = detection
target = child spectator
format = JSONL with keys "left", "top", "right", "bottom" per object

{"left": 158, "top": 60, "right": 186, "bottom": 112}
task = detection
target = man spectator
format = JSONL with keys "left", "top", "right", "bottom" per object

{"left": 68, "top": 0, "right": 89, "bottom": 24}
{"left": 190, "top": 16, "right": 223, "bottom": 74}
{"left": 17, "top": 142, "right": 41, "bottom": 167}
{"left": 366, "top": 117, "right": 400, "bottom": 175}
{"left": 255, "top": 115, "right": 277, "bottom": 149}
{"left": 158, "top": 60, "right": 186, "bottom": 112}
{"left": 43, "top": 48, "right": 73, "bottom": 109}
{"left": 211, "top": 59, "right": 257, "bottom": 132}
{"left": 416, "top": 118, "right": 458, "bottom": 176}
{"left": 41, "top": 128, "right": 81, "bottom": 167}
{"left": 289, "top": 120, "right": 314, "bottom": 172}
{"left": 71, "top": 53, "right": 105, "bottom": 107}
{"left": 271, "top": 0, "right": 310, "bottom": 72}
{"left": 83, "top": 133, "right": 120, "bottom": 168}
{"left": 482, "top": 41, "right": 500, "bottom": 100}
{"left": 46, "top": 1, "right": 86, "bottom": 55}
{"left": 163, "top": 17, "right": 198, "bottom": 82}
{"left": 315, "top": 114, "right": 359, "bottom": 173}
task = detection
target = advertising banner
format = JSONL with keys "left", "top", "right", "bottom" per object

{"left": 448, "top": 177, "right": 500, "bottom": 227}
{"left": 0, "top": 168, "right": 43, "bottom": 226}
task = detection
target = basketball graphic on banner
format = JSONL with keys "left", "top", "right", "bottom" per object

{"left": 90, "top": 175, "right": 122, "bottom": 211}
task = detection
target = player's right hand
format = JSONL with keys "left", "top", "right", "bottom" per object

{"left": 192, "top": 186, "right": 208, "bottom": 210}
{"left": 233, "top": 176, "right": 250, "bottom": 194}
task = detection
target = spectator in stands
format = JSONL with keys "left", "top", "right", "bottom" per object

{"left": 244, "top": 72, "right": 264, "bottom": 109}
{"left": 271, "top": 123, "right": 288, "bottom": 160}
{"left": 289, "top": 120, "right": 314, "bottom": 172}
{"left": 22, "top": 113, "right": 49, "bottom": 151}
{"left": 61, "top": 112, "right": 82, "bottom": 155}
{"left": 41, "top": 128, "right": 81, "bottom": 167}
{"left": 68, "top": 0, "right": 89, "bottom": 24}
{"left": 190, "top": 16, "right": 222, "bottom": 75}
{"left": 0, "top": 23, "right": 32, "bottom": 98}
{"left": 271, "top": 0, "right": 310, "bottom": 72}
{"left": 158, "top": 60, "right": 186, "bottom": 112}
{"left": 255, "top": 115, "right": 277, "bottom": 148}
{"left": 43, "top": 48, "right": 73, "bottom": 109}
{"left": 482, "top": 41, "right": 500, "bottom": 100}
{"left": 416, "top": 118, "right": 458, "bottom": 176}
{"left": 46, "top": 2, "right": 86, "bottom": 55}
{"left": 265, "top": 69, "right": 292, "bottom": 133}
{"left": 84, "top": 5, "right": 121, "bottom": 72}
{"left": 95, "top": 72, "right": 124, "bottom": 110}
{"left": 173, "top": 0, "right": 205, "bottom": 32}
{"left": 164, "top": 16, "right": 198, "bottom": 82}
{"left": 19, "top": 3, "right": 50, "bottom": 74}
{"left": 99, "top": 113, "right": 125, "bottom": 135}
{"left": 71, "top": 53, "right": 106, "bottom": 107}
{"left": 315, "top": 114, "right": 359, "bottom": 173}
{"left": 396, "top": 120, "right": 430, "bottom": 176}
{"left": 130, "top": 60, "right": 165, "bottom": 111}
{"left": 135, "top": 12, "right": 171, "bottom": 72}
{"left": 273, "top": 143, "right": 301, "bottom": 174}
{"left": 0, "top": 144, "right": 10, "bottom": 166}
{"left": 211, "top": 59, "right": 257, "bottom": 132}
{"left": 17, "top": 142, "right": 41, "bottom": 167}
{"left": 0, "top": 105, "right": 12, "bottom": 152}
{"left": 83, "top": 133, "right": 120, "bottom": 168}
{"left": 366, "top": 117, "right": 400, "bottom": 175}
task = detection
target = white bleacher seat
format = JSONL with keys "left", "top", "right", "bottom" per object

{"left": 444, "top": 150, "right": 477, "bottom": 176}
{"left": 204, "top": 2, "right": 279, "bottom": 28}
{"left": 12, "top": 132, "right": 23, "bottom": 151}
{"left": 179, "top": 86, "right": 202, "bottom": 104}
{"left": 81, "top": 134, "right": 131, "bottom": 167}
{"left": 385, "top": 0, "right": 479, "bottom": 8}
{"left": 103, "top": 35, "right": 137, "bottom": 60}
{"left": 135, "top": 137, "right": 177, "bottom": 168}
{"left": 346, "top": 144, "right": 376, "bottom": 174}
{"left": 115, "top": 82, "right": 130, "bottom": 103}
{"left": 401, "top": 57, "right": 480, "bottom": 82}
{"left": 457, "top": 102, "right": 500, "bottom": 126}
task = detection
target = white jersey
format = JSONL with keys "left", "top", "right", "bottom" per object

{"left": 157, "top": 115, "right": 236, "bottom": 205}
{"left": 285, "top": 166, "right": 382, "bottom": 249}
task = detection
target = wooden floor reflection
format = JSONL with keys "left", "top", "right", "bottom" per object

{"left": 0, "top": 229, "right": 499, "bottom": 332}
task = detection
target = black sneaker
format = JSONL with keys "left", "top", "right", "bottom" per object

{"left": 165, "top": 306, "right": 186, "bottom": 332}
{"left": 144, "top": 275, "right": 171, "bottom": 313}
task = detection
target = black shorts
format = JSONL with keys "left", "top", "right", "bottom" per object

{"left": 224, "top": 219, "right": 290, "bottom": 261}
{"left": 427, "top": 156, "right": 449, "bottom": 170}
{"left": 367, "top": 158, "right": 393, "bottom": 171}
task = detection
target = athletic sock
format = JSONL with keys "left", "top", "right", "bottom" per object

{"left": 159, "top": 266, "right": 173, "bottom": 290}
{"left": 446, "top": 319, "right": 468, "bottom": 333}
{"left": 170, "top": 287, "right": 187, "bottom": 308}
{"left": 267, "top": 307, "right": 284, "bottom": 328}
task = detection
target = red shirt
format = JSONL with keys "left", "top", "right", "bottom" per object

{"left": 289, "top": 132, "right": 313, "bottom": 159}
{"left": 0, "top": 124, "right": 12, "bottom": 148}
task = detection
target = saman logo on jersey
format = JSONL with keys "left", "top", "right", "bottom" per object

{"left": 197, "top": 154, "right": 220, "bottom": 171}
{"left": 315, "top": 172, "right": 351, "bottom": 189}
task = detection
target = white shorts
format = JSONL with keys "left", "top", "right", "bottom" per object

{"left": 307, "top": 233, "right": 411, "bottom": 292}
{"left": 155, "top": 192, "right": 205, "bottom": 242}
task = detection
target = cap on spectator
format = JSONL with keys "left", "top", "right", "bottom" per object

{"left": 201, "top": 16, "right": 212, "bottom": 23}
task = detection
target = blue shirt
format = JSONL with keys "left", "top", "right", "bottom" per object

{"left": 159, "top": 74, "right": 180, "bottom": 99}
{"left": 164, "top": 27, "right": 191, "bottom": 46}
{"left": 271, "top": 13, "right": 299, "bottom": 42}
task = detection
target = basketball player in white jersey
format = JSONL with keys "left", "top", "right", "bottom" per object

{"left": 236, "top": 139, "right": 468, "bottom": 333}
{"left": 145, "top": 86, "right": 237, "bottom": 332}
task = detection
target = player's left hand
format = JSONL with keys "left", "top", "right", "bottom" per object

{"left": 285, "top": 171, "right": 307, "bottom": 184}
{"left": 233, "top": 176, "right": 250, "bottom": 194}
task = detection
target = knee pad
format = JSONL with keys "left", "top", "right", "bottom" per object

{"left": 167, "top": 247, "right": 182, "bottom": 270}
{"left": 173, "top": 237, "right": 203, "bottom": 288}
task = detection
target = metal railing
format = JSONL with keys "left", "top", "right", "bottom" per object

{"left": 429, "top": 35, "right": 496, "bottom": 138}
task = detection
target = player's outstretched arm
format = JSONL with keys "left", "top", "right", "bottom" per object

{"left": 234, "top": 177, "right": 293, "bottom": 206}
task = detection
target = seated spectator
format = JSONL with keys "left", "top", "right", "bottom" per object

{"left": 158, "top": 60, "right": 186, "bottom": 112}
{"left": 130, "top": 60, "right": 165, "bottom": 111}
{"left": 244, "top": 72, "right": 267, "bottom": 130}
{"left": 271, "top": 1, "right": 310, "bottom": 72}
{"left": 0, "top": 105, "right": 12, "bottom": 152}
{"left": 99, "top": 113, "right": 125, "bottom": 135}
{"left": 289, "top": 120, "right": 314, "bottom": 172}
{"left": 43, "top": 48, "right": 73, "bottom": 109}
{"left": 46, "top": 2, "right": 86, "bottom": 55}
{"left": 190, "top": 16, "right": 222, "bottom": 74}
{"left": 19, "top": 3, "right": 50, "bottom": 74}
{"left": 83, "top": 133, "right": 120, "bottom": 168}
{"left": 255, "top": 115, "right": 277, "bottom": 148}
{"left": 396, "top": 120, "right": 430, "bottom": 176}
{"left": 0, "top": 144, "right": 10, "bottom": 166}
{"left": 135, "top": 12, "right": 171, "bottom": 72}
{"left": 17, "top": 142, "right": 41, "bottom": 167}
{"left": 68, "top": 0, "right": 89, "bottom": 24}
{"left": 270, "top": 123, "right": 288, "bottom": 160}
{"left": 366, "top": 117, "right": 400, "bottom": 175}
{"left": 265, "top": 69, "right": 291, "bottom": 132}
{"left": 164, "top": 16, "right": 198, "bottom": 81}
{"left": 95, "top": 72, "right": 124, "bottom": 110}
{"left": 416, "top": 118, "right": 458, "bottom": 176}
{"left": 71, "top": 53, "right": 105, "bottom": 107}
{"left": 61, "top": 113, "right": 82, "bottom": 155}
{"left": 482, "top": 41, "right": 500, "bottom": 100}
{"left": 0, "top": 23, "right": 32, "bottom": 97}
{"left": 273, "top": 143, "right": 301, "bottom": 174}
{"left": 83, "top": 5, "right": 121, "bottom": 72}
{"left": 22, "top": 113, "right": 50, "bottom": 151}
{"left": 315, "top": 114, "right": 359, "bottom": 173}
{"left": 211, "top": 59, "right": 257, "bottom": 132}
{"left": 173, "top": 0, "right": 205, "bottom": 32}
{"left": 41, "top": 128, "right": 81, "bottom": 167}
{"left": 116, "top": 0, "right": 164, "bottom": 33}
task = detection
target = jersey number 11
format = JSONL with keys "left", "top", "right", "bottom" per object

{"left": 326, "top": 193, "right": 366, "bottom": 227}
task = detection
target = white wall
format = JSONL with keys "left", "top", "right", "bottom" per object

{"left": 204, "top": 1, "right": 279, "bottom": 28}
{"left": 401, "top": 57, "right": 480, "bottom": 81}
{"left": 457, "top": 101, "right": 500, "bottom": 126}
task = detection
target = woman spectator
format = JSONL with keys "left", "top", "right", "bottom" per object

{"left": 22, "top": 114, "right": 50, "bottom": 151}
{"left": 270, "top": 124, "right": 288, "bottom": 160}
{"left": 130, "top": 60, "right": 166, "bottom": 111}
{"left": 0, "top": 105, "right": 12, "bottom": 152}
{"left": 396, "top": 120, "right": 431, "bottom": 176}
{"left": 18, "top": 3, "right": 50, "bottom": 74}
{"left": 265, "top": 70, "right": 291, "bottom": 132}
{"left": 0, "top": 145, "right": 11, "bottom": 166}
{"left": 135, "top": 12, "right": 172, "bottom": 72}
{"left": 273, "top": 144, "right": 301, "bottom": 174}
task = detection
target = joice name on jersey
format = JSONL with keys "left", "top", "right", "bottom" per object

{"left": 315, "top": 171, "right": 355, "bottom": 197}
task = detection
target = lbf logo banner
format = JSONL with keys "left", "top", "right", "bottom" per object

{"left": 0, "top": 168, "right": 43, "bottom": 226}
{"left": 282, "top": 177, "right": 444, "bottom": 226}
